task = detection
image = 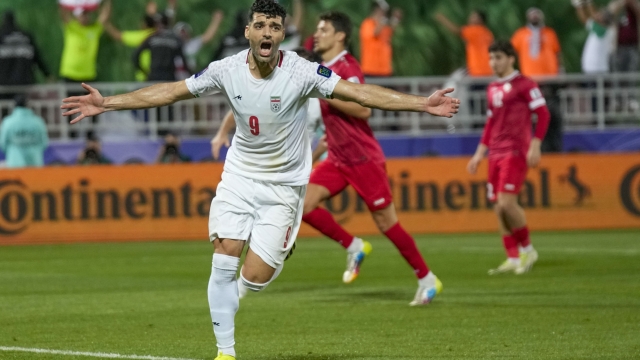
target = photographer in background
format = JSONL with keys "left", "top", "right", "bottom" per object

{"left": 157, "top": 133, "right": 190, "bottom": 164}
{"left": 77, "top": 136, "right": 112, "bottom": 165}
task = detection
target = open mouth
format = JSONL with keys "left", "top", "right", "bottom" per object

{"left": 259, "top": 41, "right": 273, "bottom": 57}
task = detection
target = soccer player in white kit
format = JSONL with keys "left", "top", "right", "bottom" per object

{"left": 61, "top": 1, "right": 460, "bottom": 359}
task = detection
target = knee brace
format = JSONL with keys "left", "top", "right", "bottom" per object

{"left": 240, "top": 273, "right": 268, "bottom": 292}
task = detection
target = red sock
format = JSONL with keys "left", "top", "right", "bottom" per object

{"left": 384, "top": 223, "right": 430, "bottom": 279}
{"left": 302, "top": 208, "right": 354, "bottom": 249}
{"left": 502, "top": 235, "right": 519, "bottom": 258}
{"left": 512, "top": 226, "right": 531, "bottom": 248}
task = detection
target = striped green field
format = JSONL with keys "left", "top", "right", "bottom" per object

{"left": 1, "top": 230, "right": 639, "bottom": 359}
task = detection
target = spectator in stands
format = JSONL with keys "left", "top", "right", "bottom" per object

{"left": 77, "top": 136, "right": 111, "bottom": 165}
{"left": 157, "top": 133, "right": 190, "bottom": 163}
{"left": 173, "top": 10, "right": 224, "bottom": 80}
{"left": 435, "top": 10, "right": 494, "bottom": 77}
{"left": 213, "top": 11, "right": 251, "bottom": 60}
{"left": 104, "top": 14, "right": 156, "bottom": 81}
{"left": 540, "top": 85, "right": 563, "bottom": 153}
{"left": 0, "top": 11, "right": 51, "bottom": 87}
{"left": 610, "top": 0, "right": 640, "bottom": 72}
{"left": 133, "top": 13, "right": 189, "bottom": 81}
{"left": 59, "top": 0, "right": 111, "bottom": 82}
{"left": 360, "top": 0, "right": 403, "bottom": 77}
{"left": 573, "top": 0, "right": 615, "bottom": 74}
{"left": 278, "top": 0, "right": 304, "bottom": 51}
{"left": 511, "top": 8, "right": 562, "bottom": 76}
{"left": 0, "top": 94, "right": 48, "bottom": 168}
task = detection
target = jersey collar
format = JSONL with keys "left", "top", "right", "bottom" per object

{"left": 497, "top": 70, "right": 520, "bottom": 83}
{"left": 323, "top": 50, "right": 348, "bottom": 67}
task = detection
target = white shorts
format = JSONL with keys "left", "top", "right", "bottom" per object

{"left": 209, "top": 171, "right": 306, "bottom": 268}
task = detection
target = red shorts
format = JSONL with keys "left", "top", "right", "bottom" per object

{"left": 309, "top": 160, "right": 393, "bottom": 212}
{"left": 487, "top": 155, "right": 528, "bottom": 202}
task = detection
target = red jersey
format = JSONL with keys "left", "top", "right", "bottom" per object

{"left": 321, "top": 50, "right": 385, "bottom": 166}
{"left": 481, "top": 71, "right": 549, "bottom": 157}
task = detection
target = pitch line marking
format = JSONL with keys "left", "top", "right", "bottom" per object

{"left": 0, "top": 346, "right": 201, "bottom": 360}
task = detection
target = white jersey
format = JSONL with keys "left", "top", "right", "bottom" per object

{"left": 186, "top": 49, "right": 341, "bottom": 185}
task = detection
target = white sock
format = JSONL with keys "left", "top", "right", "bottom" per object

{"left": 346, "top": 237, "right": 364, "bottom": 254}
{"left": 520, "top": 244, "right": 534, "bottom": 253}
{"left": 418, "top": 271, "right": 437, "bottom": 288}
{"left": 508, "top": 257, "right": 520, "bottom": 265}
{"left": 208, "top": 254, "right": 240, "bottom": 358}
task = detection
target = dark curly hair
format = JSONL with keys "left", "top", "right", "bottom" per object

{"left": 248, "top": 0, "right": 287, "bottom": 24}
{"left": 319, "top": 11, "right": 353, "bottom": 45}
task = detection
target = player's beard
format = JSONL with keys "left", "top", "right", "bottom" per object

{"left": 252, "top": 40, "right": 279, "bottom": 64}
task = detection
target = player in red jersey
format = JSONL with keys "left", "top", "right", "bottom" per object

{"left": 467, "top": 40, "right": 550, "bottom": 275}
{"left": 304, "top": 11, "right": 442, "bottom": 306}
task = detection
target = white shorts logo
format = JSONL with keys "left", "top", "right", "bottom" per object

{"left": 504, "top": 184, "right": 516, "bottom": 191}
{"left": 373, "top": 198, "right": 386, "bottom": 206}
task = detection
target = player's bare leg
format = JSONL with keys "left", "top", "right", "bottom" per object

{"left": 371, "top": 204, "right": 442, "bottom": 306}
{"left": 492, "top": 193, "right": 538, "bottom": 275}
{"left": 302, "top": 184, "right": 371, "bottom": 283}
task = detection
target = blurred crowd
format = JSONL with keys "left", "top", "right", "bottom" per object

{"left": 2, "top": 0, "right": 640, "bottom": 168}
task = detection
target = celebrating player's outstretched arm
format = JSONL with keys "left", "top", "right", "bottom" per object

{"left": 60, "top": 81, "right": 193, "bottom": 123}
{"left": 331, "top": 80, "right": 460, "bottom": 118}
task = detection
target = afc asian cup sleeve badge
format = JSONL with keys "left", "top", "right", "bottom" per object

{"left": 270, "top": 96, "right": 281, "bottom": 112}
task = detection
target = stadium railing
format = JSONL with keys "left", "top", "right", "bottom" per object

{"left": 0, "top": 73, "right": 639, "bottom": 140}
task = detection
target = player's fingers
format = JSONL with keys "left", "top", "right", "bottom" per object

{"left": 60, "top": 103, "right": 79, "bottom": 110}
{"left": 81, "top": 82, "right": 96, "bottom": 94}
{"left": 69, "top": 114, "right": 86, "bottom": 124}
{"left": 62, "top": 108, "right": 82, "bottom": 117}
{"left": 61, "top": 97, "right": 83, "bottom": 104}
{"left": 438, "top": 88, "right": 455, "bottom": 96}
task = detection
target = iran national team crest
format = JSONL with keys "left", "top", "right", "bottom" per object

{"left": 270, "top": 96, "right": 281, "bottom": 112}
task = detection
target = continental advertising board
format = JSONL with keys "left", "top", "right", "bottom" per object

{"left": 0, "top": 153, "right": 638, "bottom": 245}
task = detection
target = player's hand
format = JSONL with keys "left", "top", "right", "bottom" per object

{"left": 426, "top": 88, "right": 460, "bottom": 118}
{"left": 60, "top": 83, "right": 106, "bottom": 124}
{"left": 316, "top": 135, "right": 327, "bottom": 153}
{"left": 467, "top": 154, "right": 482, "bottom": 175}
{"left": 213, "top": 10, "right": 224, "bottom": 22}
{"left": 211, "top": 133, "right": 230, "bottom": 160}
{"left": 527, "top": 142, "right": 542, "bottom": 168}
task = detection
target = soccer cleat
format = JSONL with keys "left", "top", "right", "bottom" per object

{"left": 409, "top": 277, "right": 443, "bottom": 306}
{"left": 342, "top": 240, "right": 372, "bottom": 283}
{"left": 515, "top": 249, "right": 539, "bottom": 275}
{"left": 488, "top": 259, "right": 520, "bottom": 275}
{"left": 214, "top": 352, "right": 235, "bottom": 360}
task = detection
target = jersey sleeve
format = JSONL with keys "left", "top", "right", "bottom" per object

{"left": 480, "top": 91, "right": 495, "bottom": 146}
{"left": 293, "top": 57, "right": 341, "bottom": 99}
{"left": 185, "top": 51, "right": 245, "bottom": 97}
{"left": 523, "top": 80, "right": 547, "bottom": 111}
{"left": 523, "top": 80, "right": 551, "bottom": 140}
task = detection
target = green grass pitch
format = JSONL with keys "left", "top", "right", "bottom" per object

{"left": 1, "top": 230, "right": 639, "bottom": 360}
